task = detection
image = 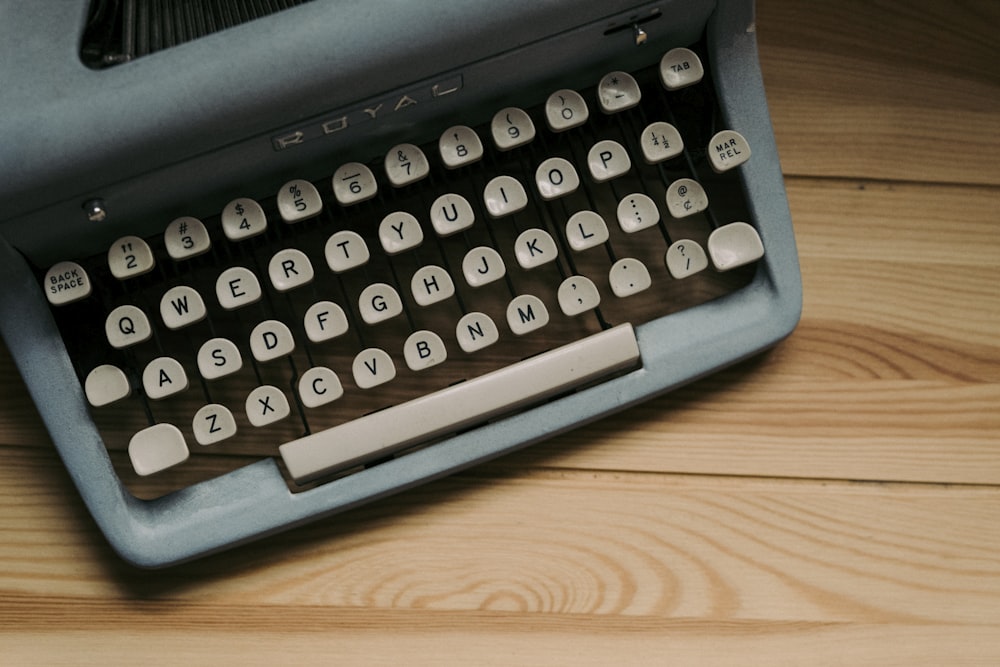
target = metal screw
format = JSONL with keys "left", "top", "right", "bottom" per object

{"left": 83, "top": 198, "right": 107, "bottom": 222}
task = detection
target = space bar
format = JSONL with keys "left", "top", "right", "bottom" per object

{"left": 279, "top": 323, "right": 640, "bottom": 483}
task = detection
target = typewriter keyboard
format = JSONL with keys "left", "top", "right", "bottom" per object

{"left": 41, "top": 47, "right": 763, "bottom": 497}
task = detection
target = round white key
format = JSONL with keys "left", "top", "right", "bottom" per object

{"left": 109, "top": 235, "right": 155, "bottom": 280}
{"left": 462, "top": 246, "right": 506, "bottom": 287}
{"left": 514, "top": 229, "right": 558, "bottom": 269}
{"left": 557, "top": 276, "right": 601, "bottom": 316}
{"left": 385, "top": 143, "right": 430, "bottom": 187}
{"left": 298, "top": 367, "right": 344, "bottom": 408}
{"left": 609, "top": 258, "right": 651, "bottom": 297}
{"left": 164, "top": 216, "right": 211, "bottom": 260}
{"left": 246, "top": 385, "right": 290, "bottom": 427}
{"left": 216, "top": 266, "right": 262, "bottom": 310}
{"left": 708, "top": 221, "right": 765, "bottom": 271}
{"left": 544, "top": 89, "right": 589, "bottom": 132}
{"left": 597, "top": 71, "right": 641, "bottom": 113}
{"left": 268, "top": 248, "right": 314, "bottom": 291}
{"left": 430, "top": 193, "right": 475, "bottom": 236}
{"left": 483, "top": 175, "right": 528, "bottom": 218}
{"left": 325, "top": 231, "right": 370, "bottom": 272}
{"left": 160, "top": 286, "right": 206, "bottom": 330}
{"left": 660, "top": 47, "right": 704, "bottom": 90}
{"left": 353, "top": 348, "right": 396, "bottom": 389}
{"left": 142, "top": 356, "right": 189, "bottom": 400}
{"left": 250, "top": 320, "right": 295, "bottom": 362}
{"left": 197, "top": 337, "right": 243, "bottom": 380}
{"left": 43, "top": 261, "right": 92, "bottom": 305}
{"left": 303, "top": 302, "right": 349, "bottom": 343}
{"left": 587, "top": 140, "right": 631, "bottom": 182}
{"left": 192, "top": 404, "right": 238, "bottom": 446}
{"left": 411, "top": 265, "right": 455, "bottom": 306}
{"left": 708, "top": 130, "right": 751, "bottom": 173}
{"left": 359, "top": 283, "right": 403, "bottom": 325}
{"left": 665, "top": 239, "right": 709, "bottom": 279}
{"left": 84, "top": 364, "right": 131, "bottom": 407}
{"left": 277, "top": 179, "right": 323, "bottom": 223}
{"left": 565, "top": 211, "right": 609, "bottom": 251}
{"left": 665, "top": 178, "right": 709, "bottom": 218}
{"left": 535, "top": 158, "right": 580, "bottom": 200}
{"left": 404, "top": 330, "right": 448, "bottom": 371}
{"left": 439, "top": 125, "right": 484, "bottom": 168}
{"left": 506, "top": 294, "right": 549, "bottom": 335}
{"left": 379, "top": 211, "right": 424, "bottom": 254}
{"left": 128, "top": 423, "right": 189, "bottom": 476}
{"left": 105, "top": 305, "right": 152, "bottom": 348}
{"left": 222, "top": 198, "right": 267, "bottom": 240}
{"left": 332, "top": 162, "right": 378, "bottom": 205}
{"left": 456, "top": 312, "right": 499, "bottom": 353}
{"left": 617, "top": 193, "right": 661, "bottom": 233}
{"left": 491, "top": 107, "right": 535, "bottom": 151}
{"left": 640, "top": 121, "right": 684, "bottom": 163}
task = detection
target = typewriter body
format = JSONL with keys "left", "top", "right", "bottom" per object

{"left": 0, "top": 0, "right": 801, "bottom": 567}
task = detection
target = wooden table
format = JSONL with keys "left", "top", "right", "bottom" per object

{"left": 2, "top": 0, "right": 998, "bottom": 663}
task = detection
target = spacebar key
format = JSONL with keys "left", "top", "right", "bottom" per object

{"left": 279, "top": 323, "right": 641, "bottom": 483}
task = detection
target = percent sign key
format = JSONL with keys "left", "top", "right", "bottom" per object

{"left": 279, "top": 179, "right": 323, "bottom": 223}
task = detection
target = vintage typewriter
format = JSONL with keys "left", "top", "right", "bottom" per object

{"left": 0, "top": 0, "right": 801, "bottom": 567}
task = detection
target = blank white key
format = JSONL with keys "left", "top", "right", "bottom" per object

{"left": 109, "top": 235, "right": 155, "bottom": 280}
{"left": 352, "top": 348, "right": 396, "bottom": 389}
{"left": 483, "top": 175, "right": 528, "bottom": 218}
{"left": 142, "top": 356, "right": 189, "bottom": 400}
{"left": 105, "top": 305, "right": 152, "bottom": 348}
{"left": 325, "top": 231, "right": 370, "bottom": 272}
{"left": 279, "top": 324, "right": 641, "bottom": 483}
{"left": 456, "top": 312, "right": 499, "bottom": 353}
{"left": 491, "top": 107, "right": 535, "bottom": 151}
{"left": 164, "top": 216, "right": 211, "bottom": 260}
{"left": 544, "top": 89, "right": 589, "bottom": 132}
{"left": 557, "top": 276, "right": 601, "bottom": 316}
{"left": 128, "top": 423, "right": 189, "bottom": 476}
{"left": 708, "top": 130, "right": 751, "bottom": 173}
{"left": 665, "top": 239, "right": 710, "bottom": 279}
{"left": 359, "top": 283, "right": 403, "bottom": 325}
{"left": 216, "top": 266, "right": 262, "bottom": 310}
{"left": 640, "top": 121, "right": 684, "bottom": 163}
{"left": 535, "top": 158, "right": 580, "bottom": 200}
{"left": 439, "top": 125, "right": 484, "bottom": 168}
{"left": 565, "top": 211, "right": 609, "bottom": 251}
{"left": 404, "top": 330, "right": 448, "bottom": 371}
{"left": 506, "top": 294, "right": 549, "bottom": 335}
{"left": 609, "top": 258, "right": 652, "bottom": 297}
{"left": 587, "top": 140, "right": 631, "bottom": 182}
{"left": 277, "top": 179, "right": 323, "bottom": 223}
{"left": 268, "top": 248, "right": 315, "bottom": 291}
{"left": 659, "top": 47, "right": 704, "bottom": 90}
{"left": 430, "top": 193, "right": 475, "bottom": 236}
{"left": 462, "top": 247, "right": 506, "bottom": 287}
{"left": 332, "top": 162, "right": 378, "bottom": 205}
{"left": 84, "top": 364, "right": 131, "bottom": 407}
{"left": 303, "top": 302, "right": 349, "bottom": 343}
{"left": 250, "top": 320, "right": 295, "bottom": 362}
{"left": 379, "top": 211, "right": 424, "bottom": 254}
{"left": 617, "top": 193, "right": 661, "bottom": 233}
{"left": 197, "top": 337, "right": 243, "bottom": 380}
{"left": 597, "top": 71, "right": 641, "bottom": 113}
{"left": 385, "top": 143, "right": 430, "bottom": 187}
{"left": 665, "top": 178, "right": 709, "bottom": 218}
{"left": 192, "top": 404, "right": 238, "bottom": 446}
{"left": 411, "top": 265, "right": 455, "bottom": 306}
{"left": 43, "top": 261, "right": 92, "bottom": 305}
{"left": 514, "top": 229, "right": 558, "bottom": 269}
{"left": 222, "top": 198, "right": 267, "bottom": 240}
{"left": 298, "top": 367, "right": 344, "bottom": 408}
{"left": 708, "top": 221, "right": 765, "bottom": 271}
{"left": 246, "top": 385, "right": 290, "bottom": 427}
{"left": 160, "top": 285, "right": 206, "bottom": 329}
